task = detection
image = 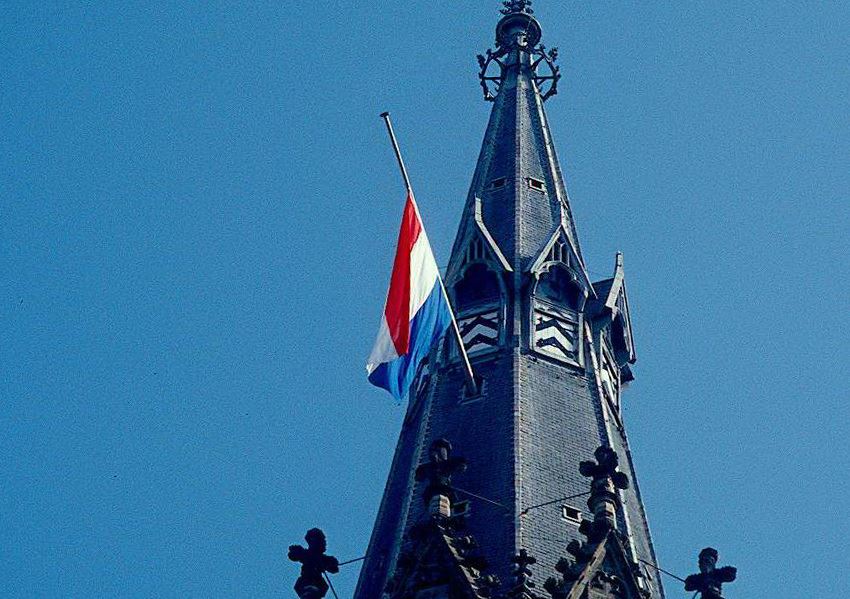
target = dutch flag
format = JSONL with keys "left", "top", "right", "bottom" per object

{"left": 366, "top": 192, "right": 453, "bottom": 400}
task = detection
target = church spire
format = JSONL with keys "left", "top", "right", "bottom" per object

{"left": 354, "top": 5, "right": 666, "bottom": 598}
{"left": 452, "top": 2, "right": 588, "bottom": 294}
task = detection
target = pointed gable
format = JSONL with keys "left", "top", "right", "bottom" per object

{"left": 544, "top": 533, "right": 648, "bottom": 599}
{"left": 448, "top": 197, "right": 512, "bottom": 280}
{"left": 590, "top": 253, "right": 636, "bottom": 367}
{"left": 530, "top": 225, "right": 594, "bottom": 293}
{"left": 386, "top": 520, "right": 497, "bottom": 599}
{"left": 444, "top": 198, "right": 512, "bottom": 357}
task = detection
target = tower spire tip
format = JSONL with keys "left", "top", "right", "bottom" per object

{"left": 501, "top": 0, "right": 533, "bottom": 15}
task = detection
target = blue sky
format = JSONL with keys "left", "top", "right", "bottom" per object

{"left": 2, "top": 1, "right": 848, "bottom": 597}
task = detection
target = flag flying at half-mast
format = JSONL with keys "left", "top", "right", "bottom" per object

{"left": 366, "top": 192, "right": 452, "bottom": 400}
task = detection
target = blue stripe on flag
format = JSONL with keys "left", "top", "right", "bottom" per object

{"left": 368, "top": 283, "right": 452, "bottom": 401}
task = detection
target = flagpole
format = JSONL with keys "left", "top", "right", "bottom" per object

{"left": 380, "top": 111, "right": 478, "bottom": 396}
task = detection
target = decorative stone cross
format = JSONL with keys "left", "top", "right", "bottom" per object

{"left": 578, "top": 446, "right": 630, "bottom": 538}
{"left": 684, "top": 548, "right": 737, "bottom": 599}
{"left": 287, "top": 528, "right": 339, "bottom": 599}
{"left": 414, "top": 438, "right": 467, "bottom": 517}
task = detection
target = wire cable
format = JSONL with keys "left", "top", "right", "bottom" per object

{"left": 324, "top": 573, "right": 340, "bottom": 599}
{"left": 451, "top": 486, "right": 512, "bottom": 512}
{"left": 637, "top": 558, "right": 688, "bottom": 584}
{"left": 309, "top": 487, "right": 628, "bottom": 597}
{"left": 520, "top": 491, "right": 591, "bottom": 515}
{"left": 337, "top": 556, "right": 366, "bottom": 567}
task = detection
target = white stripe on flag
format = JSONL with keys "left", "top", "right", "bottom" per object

{"left": 366, "top": 315, "right": 399, "bottom": 374}
{"left": 409, "top": 228, "right": 440, "bottom": 317}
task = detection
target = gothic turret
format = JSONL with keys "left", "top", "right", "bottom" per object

{"left": 355, "top": 3, "right": 664, "bottom": 598}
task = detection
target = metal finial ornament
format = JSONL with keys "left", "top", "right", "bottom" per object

{"left": 501, "top": 0, "right": 533, "bottom": 15}
{"left": 477, "top": 3, "right": 560, "bottom": 102}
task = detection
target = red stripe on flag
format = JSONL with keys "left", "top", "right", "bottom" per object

{"left": 384, "top": 194, "right": 422, "bottom": 356}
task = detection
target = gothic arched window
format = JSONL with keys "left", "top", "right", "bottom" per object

{"left": 455, "top": 263, "right": 500, "bottom": 312}
{"left": 453, "top": 263, "right": 501, "bottom": 357}
{"left": 537, "top": 265, "right": 582, "bottom": 310}
{"left": 611, "top": 313, "right": 631, "bottom": 364}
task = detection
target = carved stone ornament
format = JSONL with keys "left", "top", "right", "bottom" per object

{"left": 684, "top": 547, "right": 737, "bottom": 599}
{"left": 505, "top": 549, "right": 543, "bottom": 598}
{"left": 384, "top": 519, "right": 495, "bottom": 599}
{"left": 415, "top": 438, "right": 468, "bottom": 515}
{"left": 287, "top": 528, "right": 339, "bottom": 599}
{"left": 543, "top": 541, "right": 593, "bottom": 599}
{"left": 588, "top": 570, "right": 624, "bottom": 598}
{"left": 579, "top": 446, "right": 629, "bottom": 540}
